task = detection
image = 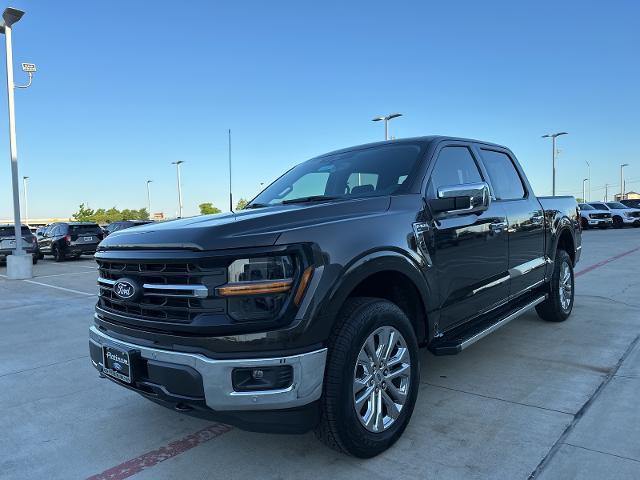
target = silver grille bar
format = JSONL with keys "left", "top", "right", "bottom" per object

{"left": 97, "top": 277, "right": 208, "bottom": 299}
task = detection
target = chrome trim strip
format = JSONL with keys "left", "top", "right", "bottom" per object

{"left": 89, "top": 325, "right": 327, "bottom": 411}
{"left": 472, "top": 275, "right": 510, "bottom": 295}
{"left": 460, "top": 294, "right": 547, "bottom": 351}
{"left": 97, "top": 277, "right": 209, "bottom": 299}
{"left": 142, "top": 283, "right": 209, "bottom": 299}
{"left": 508, "top": 256, "right": 549, "bottom": 277}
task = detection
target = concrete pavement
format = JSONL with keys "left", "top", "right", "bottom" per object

{"left": 1, "top": 228, "right": 639, "bottom": 479}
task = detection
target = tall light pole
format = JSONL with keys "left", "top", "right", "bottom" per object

{"left": 372, "top": 113, "right": 402, "bottom": 140}
{"left": 585, "top": 160, "right": 590, "bottom": 201}
{"left": 228, "top": 129, "right": 233, "bottom": 212}
{"left": 171, "top": 161, "right": 184, "bottom": 218}
{"left": 22, "top": 175, "right": 28, "bottom": 224}
{"left": 620, "top": 163, "right": 629, "bottom": 201}
{"left": 604, "top": 184, "right": 610, "bottom": 202}
{"left": 146, "top": 180, "right": 152, "bottom": 217}
{"left": 1, "top": 8, "right": 35, "bottom": 279}
{"left": 582, "top": 178, "right": 588, "bottom": 203}
{"left": 541, "top": 132, "right": 568, "bottom": 196}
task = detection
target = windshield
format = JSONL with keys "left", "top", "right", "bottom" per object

{"left": 579, "top": 204, "right": 594, "bottom": 210}
{"left": 589, "top": 203, "right": 608, "bottom": 210}
{"left": 0, "top": 226, "right": 31, "bottom": 237}
{"left": 69, "top": 225, "right": 102, "bottom": 235}
{"left": 249, "top": 144, "right": 422, "bottom": 207}
{"left": 606, "top": 202, "right": 627, "bottom": 209}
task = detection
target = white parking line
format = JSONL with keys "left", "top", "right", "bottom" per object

{"left": 35, "top": 271, "right": 97, "bottom": 279}
{"left": 22, "top": 279, "right": 96, "bottom": 297}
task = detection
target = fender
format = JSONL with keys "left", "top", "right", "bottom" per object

{"left": 547, "top": 215, "right": 577, "bottom": 262}
{"left": 314, "top": 248, "right": 435, "bottom": 342}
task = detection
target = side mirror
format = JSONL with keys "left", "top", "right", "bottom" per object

{"left": 429, "top": 182, "right": 491, "bottom": 216}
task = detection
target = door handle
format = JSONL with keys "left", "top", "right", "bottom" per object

{"left": 489, "top": 221, "right": 508, "bottom": 232}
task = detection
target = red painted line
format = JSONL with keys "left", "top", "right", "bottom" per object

{"left": 86, "top": 422, "right": 233, "bottom": 480}
{"left": 575, "top": 246, "right": 640, "bottom": 278}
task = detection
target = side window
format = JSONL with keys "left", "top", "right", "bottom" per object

{"left": 428, "top": 146, "right": 482, "bottom": 197}
{"left": 480, "top": 150, "right": 526, "bottom": 200}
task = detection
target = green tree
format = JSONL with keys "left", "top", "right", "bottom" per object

{"left": 235, "top": 198, "right": 249, "bottom": 210}
{"left": 199, "top": 202, "right": 222, "bottom": 215}
{"left": 72, "top": 203, "right": 95, "bottom": 221}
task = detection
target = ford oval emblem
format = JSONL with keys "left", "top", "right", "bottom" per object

{"left": 113, "top": 279, "right": 137, "bottom": 300}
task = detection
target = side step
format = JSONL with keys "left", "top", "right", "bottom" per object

{"left": 428, "top": 293, "right": 547, "bottom": 356}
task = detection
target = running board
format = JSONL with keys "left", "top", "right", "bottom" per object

{"left": 428, "top": 294, "right": 547, "bottom": 356}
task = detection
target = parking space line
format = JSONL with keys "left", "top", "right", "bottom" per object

{"left": 35, "top": 271, "right": 97, "bottom": 279}
{"left": 22, "top": 279, "right": 96, "bottom": 296}
{"left": 86, "top": 423, "right": 233, "bottom": 480}
{"left": 575, "top": 246, "right": 640, "bottom": 278}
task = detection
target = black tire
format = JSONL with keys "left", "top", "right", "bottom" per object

{"left": 613, "top": 216, "right": 624, "bottom": 229}
{"left": 580, "top": 218, "right": 589, "bottom": 230}
{"left": 315, "top": 297, "right": 420, "bottom": 458}
{"left": 32, "top": 255, "right": 38, "bottom": 265}
{"left": 536, "top": 249, "right": 574, "bottom": 322}
{"left": 53, "top": 245, "right": 65, "bottom": 262}
{"left": 37, "top": 251, "right": 44, "bottom": 260}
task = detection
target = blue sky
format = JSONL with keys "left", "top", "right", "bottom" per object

{"left": 0, "top": 0, "right": 638, "bottom": 219}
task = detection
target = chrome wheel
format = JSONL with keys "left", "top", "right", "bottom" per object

{"left": 353, "top": 326, "right": 411, "bottom": 433}
{"left": 559, "top": 261, "right": 573, "bottom": 311}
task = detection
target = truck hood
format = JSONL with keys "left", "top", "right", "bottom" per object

{"left": 98, "top": 197, "right": 391, "bottom": 251}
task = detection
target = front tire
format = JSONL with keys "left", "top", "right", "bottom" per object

{"left": 315, "top": 297, "right": 420, "bottom": 458}
{"left": 580, "top": 218, "right": 589, "bottom": 230}
{"left": 536, "top": 249, "right": 574, "bottom": 322}
{"left": 613, "top": 216, "right": 624, "bottom": 229}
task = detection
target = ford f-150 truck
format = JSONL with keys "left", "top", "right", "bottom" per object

{"left": 90, "top": 136, "right": 581, "bottom": 457}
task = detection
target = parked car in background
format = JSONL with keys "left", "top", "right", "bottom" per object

{"left": 621, "top": 199, "right": 640, "bottom": 209}
{"left": 103, "top": 220, "right": 154, "bottom": 237}
{"left": 90, "top": 136, "right": 581, "bottom": 457}
{"left": 0, "top": 224, "right": 38, "bottom": 264}
{"left": 37, "top": 222, "right": 104, "bottom": 261}
{"left": 588, "top": 202, "right": 640, "bottom": 228}
{"left": 577, "top": 203, "right": 612, "bottom": 229}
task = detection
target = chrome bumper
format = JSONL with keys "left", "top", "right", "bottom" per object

{"left": 89, "top": 326, "right": 327, "bottom": 411}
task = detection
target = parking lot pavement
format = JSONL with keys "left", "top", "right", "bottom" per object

{"left": 1, "top": 229, "right": 639, "bottom": 480}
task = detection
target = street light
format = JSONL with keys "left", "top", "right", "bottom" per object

{"left": 582, "top": 178, "right": 588, "bottom": 203}
{"left": 1, "top": 7, "right": 36, "bottom": 279}
{"left": 372, "top": 113, "right": 402, "bottom": 141}
{"left": 541, "top": 132, "right": 568, "bottom": 196}
{"left": 146, "top": 180, "right": 152, "bottom": 217}
{"left": 620, "top": 163, "right": 629, "bottom": 201}
{"left": 585, "top": 160, "right": 590, "bottom": 202}
{"left": 171, "top": 161, "right": 185, "bottom": 218}
{"left": 22, "top": 175, "right": 28, "bottom": 224}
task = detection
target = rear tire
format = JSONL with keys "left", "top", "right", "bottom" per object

{"left": 536, "top": 249, "right": 574, "bottom": 322}
{"left": 53, "top": 246, "right": 65, "bottom": 262}
{"left": 315, "top": 297, "right": 420, "bottom": 458}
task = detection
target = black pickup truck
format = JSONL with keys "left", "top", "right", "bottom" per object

{"left": 90, "top": 136, "right": 581, "bottom": 457}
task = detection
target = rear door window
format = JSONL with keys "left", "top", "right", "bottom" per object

{"left": 479, "top": 149, "right": 526, "bottom": 200}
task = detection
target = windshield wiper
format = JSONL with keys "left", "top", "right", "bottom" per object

{"left": 245, "top": 202, "right": 269, "bottom": 209}
{"left": 281, "top": 195, "right": 340, "bottom": 205}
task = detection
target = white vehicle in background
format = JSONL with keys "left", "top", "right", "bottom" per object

{"left": 578, "top": 203, "right": 612, "bottom": 229}
{"left": 588, "top": 202, "right": 640, "bottom": 229}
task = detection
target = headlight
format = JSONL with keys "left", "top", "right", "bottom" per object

{"left": 217, "top": 256, "right": 297, "bottom": 321}
{"left": 624, "top": 211, "right": 632, "bottom": 218}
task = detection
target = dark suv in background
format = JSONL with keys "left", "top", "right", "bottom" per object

{"left": 103, "top": 220, "right": 153, "bottom": 237}
{"left": 0, "top": 224, "right": 38, "bottom": 264}
{"left": 38, "top": 222, "right": 104, "bottom": 261}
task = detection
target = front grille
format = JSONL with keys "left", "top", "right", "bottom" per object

{"left": 629, "top": 211, "right": 640, "bottom": 218}
{"left": 97, "top": 259, "right": 227, "bottom": 324}
{"left": 590, "top": 213, "right": 611, "bottom": 219}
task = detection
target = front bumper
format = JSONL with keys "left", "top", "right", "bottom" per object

{"left": 89, "top": 326, "right": 327, "bottom": 412}
{"left": 587, "top": 218, "right": 612, "bottom": 226}
{"left": 622, "top": 217, "right": 640, "bottom": 225}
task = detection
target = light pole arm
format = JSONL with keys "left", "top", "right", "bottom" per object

{"left": 14, "top": 71, "right": 32, "bottom": 89}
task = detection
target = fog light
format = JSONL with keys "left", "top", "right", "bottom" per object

{"left": 232, "top": 365, "right": 293, "bottom": 392}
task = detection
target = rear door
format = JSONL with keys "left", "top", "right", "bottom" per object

{"left": 475, "top": 146, "right": 546, "bottom": 299}
{"left": 424, "top": 142, "right": 510, "bottom": 331}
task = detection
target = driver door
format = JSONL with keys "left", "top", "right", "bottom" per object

{"left": 423, "top": 143, "right": 510, "bottom": 332}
